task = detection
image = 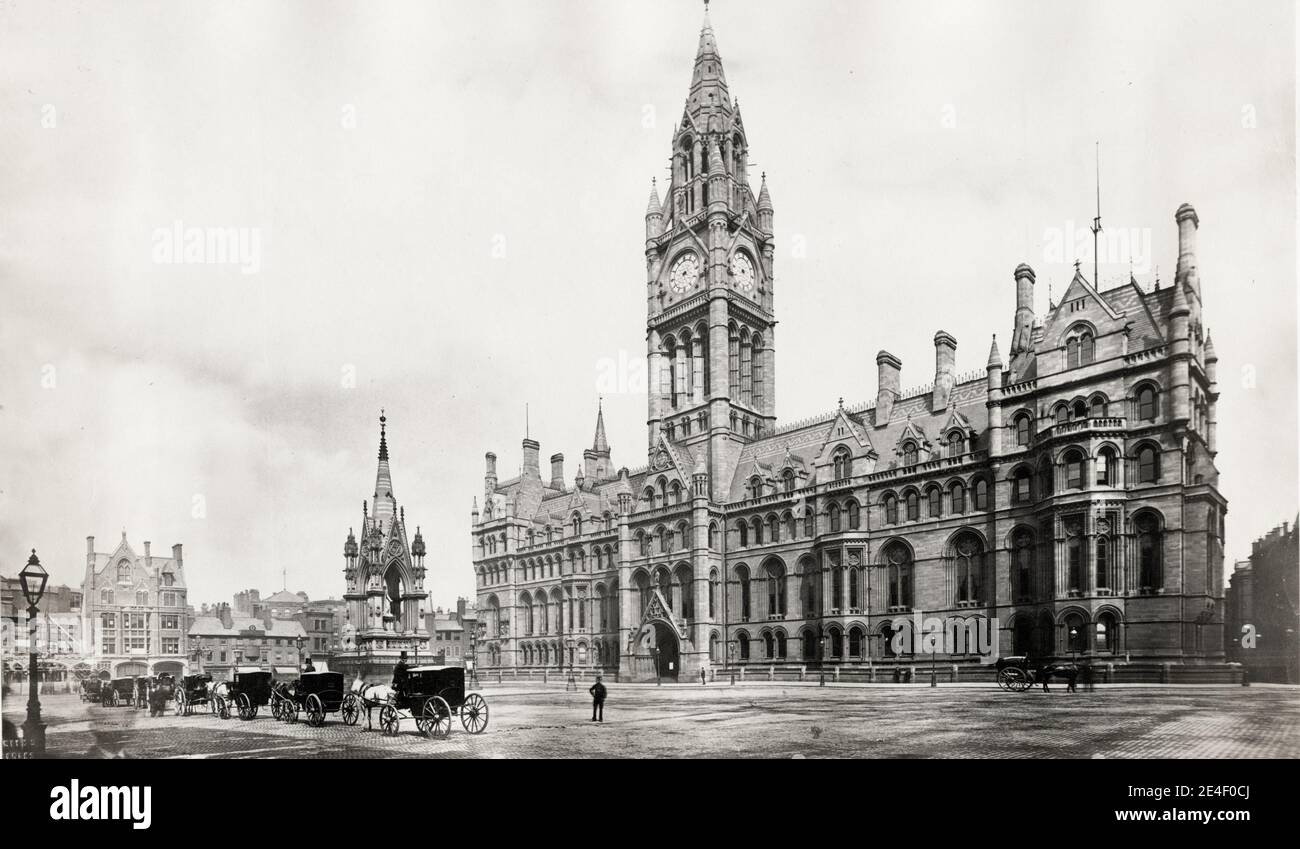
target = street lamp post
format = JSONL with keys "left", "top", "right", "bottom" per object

{"left": 652, "top": 646, "right": 661, "bottom": 686}
{"left": 1069, "top": 628, "right": 1079, "bottom": 663}
{"left": 19, "top": 549, "right": 49, "bottom": 756}
{"left": 727, "top": 640, "right": 736, "bottom": 685}
{"left": 296, "top": 635, "right": 304, "bottom": 675}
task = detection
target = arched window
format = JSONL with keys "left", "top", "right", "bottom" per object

{"left": 1066, "top": 520, "right": 1084, "bottom": 592}
{"left": 1090, "top": 396, "right": 1107, "bottom": 417}
{"left": 751, "top": 517, "right": 764, "bottom": 545}
{"left": 738, "top": 565, "right": 751, "bottom": 620}
{"left": 952, "top": 534, "right": 984, "bottom": 604}
{"left": 1096, "top": 447, "right": 1116, "bottom": 486}
{"left": 927, "top": 487, "right": 942, "bottom": 518}
{"left": 1064, "top": 613, "right": 1087, "bottom": 653}
{"left": 947, "top": 431, "right": 964, "bottom": 458}
{"left": 803, "top": 508, "right": 814, "bottom": 538}
{"left": 1096, "top": 612, "right": 1117, "bottom": 652}
{"left": 884, "top": 544, "right": 913, "bottom": 610}
{"left": 738, "top": 632, "right": 750, "bottom": 661}
{"left": 1136, "top": 445, "right": 1160, "bottom": 484}
{"left": 902, "top": 442, "right": 918, "bottom": 466}
{"left": 737, "top": 522, "right": 748, "bottom": 547}
{"left": 884, "top": 494, "right": 899, "bottom": 525}
{"left": 776, "top": 631, "right": 787, "bottom": 658}
{"left": 829, "top": 628, "right": 843, "bottom": 659}
{"left": 847, "top": 500, "right": 861, "bottom": 530}
{"left": 905, "top": 491, "right": 919, "bottom": 521}
{"left": 949, "top": 482, "right": 966, "bottom": 514}
{"left": 765, "top": 560, "right": 786, "bottom": 616}
{"left": 767, "top": 514, "right": 779, "bottom": 543}
{"left": 1095, "top": 536, "right": 1110, "bottom": 590}
{"left": 637, "top": 532, "right": 649, "bottom": 557}
{"left": 708, "top": 570, "right": 717, "bottom": 617}
{"left": 849, "top": 567, "right": 861, "bottom": 610}
{"left": 1063, "top": 449, "right": 1085, "bottom": 489}
{"left": 782, "top": 469, "right": 795, "bottom": 493}
{"left": 763, "top": 632, "right": 775, "bottom": 659}
{"left": 832, "top": 448, "right": 851, "bottom": 481}
{"left": 1015, "top": 414, "right": 1032, "bottom": 447}
{"left": 749, "top": 475, "right": 764, "bottom": 499}
{"left": 849, "top": 626, "right": 863, "bottom": 658}
{"left": 1054, "top": 404, "right": 1068, "bottom": 426}
{"left": 973, "top": 478, "right": 989, "bottom": 511}
{"left": 1136, "top": 513, "right": 1163, "bottom": 589}
{"left": 1072, "top": 399, "right": 1087, "bottom": 419}
{"left": 801, "top": 630, "right": 817, "bottom": 661}
{"left": 1013, "top": 467, "right": 1033, "bottom": 504}
{"left": 708, "top": 523, "right": 717, "bottom": 549}
{"left": 117, "top": 560, "right": 131, "bottom": 582}
{"left": 571, "top": 515, "right": 582, "bottom": 537}
{"left": 828, "top": 503, "right": 842, "bottom": 533}
{"left": 1013, "top": 530, "right": 1034, "bottom": 601}
{"left": 1137, "top": 385, "right": 1159, "bottom": 421}
{"left": 1067, "top": 329, "right": 1095, "bottom": 368}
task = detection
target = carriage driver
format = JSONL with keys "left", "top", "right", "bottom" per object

{"left": 303, "top": 656, "right": 316, "bottom": 673}
{"left": 392, "top": 651, "right": 410, "bottom": 694}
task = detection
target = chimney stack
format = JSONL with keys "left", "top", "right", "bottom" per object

{"left": 931, "top": 331, "right": 957, "bottom": 411}
{"left": 86, "top": 536, "right": 95, "bottom": 556}
{"left": 220, "top": 603, "right": 234, "bottom": 630}
{"left": 875, "top": 351, "right": 901, "bottom": 426}
{"left": 1175, "top": 203, "right": 1199, "bottom": 288}
{"left": 484, "top": 452, "right": 498, "bottom": 492}
{"left": 522, "top": 439, "right": 541, "bottom": 480}
{"left": 172, "top": 543, "right": 183, "bottom": 573}
{"left": 1010, "top": 264, "right": 1036, "bottom": 354}
{"left": 550, "top": 453, "right": 566, "bottom": 489}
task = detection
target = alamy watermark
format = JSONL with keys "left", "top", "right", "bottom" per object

{"left": 151, "top": 220, "right": 261, "bottom": 275}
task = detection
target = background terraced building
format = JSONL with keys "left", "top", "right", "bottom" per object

{"left": 471, "top": 8, "right": 1227, "bottom": 682}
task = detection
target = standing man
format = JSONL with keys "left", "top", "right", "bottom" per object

{"left": 699, "top": 667, "right": 707, "bottom": 686}
{"left": 588, "top": 674, "right": 607, "bottom": 723}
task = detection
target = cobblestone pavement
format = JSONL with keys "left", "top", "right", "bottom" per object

{"left": 6, "top": 683, "right": 1298, "bottom": 758}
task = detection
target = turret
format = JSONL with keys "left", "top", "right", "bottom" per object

{"left": 874, "top": 351, "right": 901, "bottom": 426}
{"left": 986, "top": 335, "right": 1004, "bottom": 455}
{"left": 1010, "top": 264, "right": 1035, "bottom": 355}
{"left": 931, "top": 331, "right": 957, "bottom": 412}
{"left": 1205, "top": 332, "right": 1219, "bottom": 455}
{"left": 484, "top": 452, "right": 498, "bottom": 494}
{"left": 756, "top": 173, "right": 773, "bottom": 235}
{"left": 1175, "top": 203, "right": 1200, "bottom": 300}
{"left": 645, "top": 179, "right": 663, "bottom": 240}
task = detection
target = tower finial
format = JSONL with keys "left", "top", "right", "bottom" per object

{"left": 1090, "top": 141, "right": 1102, "bottom": 288}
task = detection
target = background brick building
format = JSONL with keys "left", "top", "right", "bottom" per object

{"left": 1225, "top": 518, "right": 1298, "bottom": 682}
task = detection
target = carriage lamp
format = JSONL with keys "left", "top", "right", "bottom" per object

{"left": 19, "top": 549, "right": 47, "bottom": 755}
{"left": 1069, "top": 627, "right": 1079, "bottom": 661}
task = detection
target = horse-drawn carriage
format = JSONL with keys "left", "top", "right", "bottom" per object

{"left": 278, "top": 671, "right": 350, "bottom": 727}
{"left": 174, "top": 673, "right": 217, "bottom": 715}
{"left": 995, "top": 656, "right": 1080, "bottom": 692}
{"left": 147, "top": 674, "right": 175, "bottom": 716}
{"left": 218, "top": 670, "right": 275, "bottom": 720}
{"left": 79, "top": 677, "right": 104, "bottom": 703}
{"left": 101, "top": 677, "right": 138, "bottom": 708}
{"left": 356, "top": 666, "right": 488, "bottom": 739}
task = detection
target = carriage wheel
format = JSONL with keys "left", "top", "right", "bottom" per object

{"left": 214, "top": 696, "right": 229, "bottom": 720}
{"left": 286, "top": 700, "right": 300, "bottom": 723}
{"left": 238, "top": 693, "right": 256, "bottom": 720}
{"left": 342, "top": 694, "right": 361, "bottom": 727}
{"left": 1006, "top": 667, "right": 1033, "bottom": 692}
{"left": 307, "top": 694, "right": 326, "bottom": 727}
{"left": 460, "top": 693, "right": 489, "bottom": 734}
{"left": 271, "top": 698, "right": 282, "bottom": 721}
{"left": 379, "top": 705, "right": 399, "bottom": 736}
{"left": 419, "top": 697, "right": 452, "bottom": 740}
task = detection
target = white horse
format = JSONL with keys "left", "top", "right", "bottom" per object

{"left": 350, "top": 678, "right": 395, "bottom": 730}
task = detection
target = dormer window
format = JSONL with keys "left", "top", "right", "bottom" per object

{"left": 117, "top": 560, "right": 131, "bottom": 583}
{"left": 832, "top": 447, "right": 851, "bottom": 481}
{"left": 902, "top": 442, "right": 918, "bottom": 467}
{"left": 947, "top": 432, "right": 964, "bottom": 458}
{"left": 782, "top": 469, "right": 795, "bottom": 494}
{"left": 749, "top": 475, "right": 764, "bottom": 499}
{"left": 1065, "top": 327, "right": 1095, "bottom": 368}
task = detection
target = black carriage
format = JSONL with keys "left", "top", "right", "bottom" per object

{"left": 995, "top": 656, "right": 1080, "bottom": 692}
{"left": 101, "top": 677, "right": 138, "bottom": 708}
{"left": 219, "top": 670, "right": 275, "bottom": 720}
{"left": 174, "top": 673, "right": 216, "bottom": 715}
{"left": 375, "top": 666, "right": 489, "bottom": 739}
{"left": 80, "top": 678, "right": 104, "bottom": 703}
{"left": 148, "top": 674, "right": 175, "bottom": 716}
{"left": 281, "top": 671, "right": 348, "bottom": 727}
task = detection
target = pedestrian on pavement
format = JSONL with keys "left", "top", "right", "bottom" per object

{"left": 589, "top": 674, "right": 607, "bottom": 722}
{"left": 700, "top": 667, "right": 707, "bottom": 685}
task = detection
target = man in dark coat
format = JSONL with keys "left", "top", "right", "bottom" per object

{"left": 303, "top": 657, "right": 316, "bottom": 673}
{"left": 392, "top": 651, "right": 410, "bottom": 693}
{"left": 588, "top": 675, "right": 607, "bottom": 722}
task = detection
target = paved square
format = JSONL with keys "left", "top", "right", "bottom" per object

{"left": 6, "top": 683, "right": 1298, "bottom": 758}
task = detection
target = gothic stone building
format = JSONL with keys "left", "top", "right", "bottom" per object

{"left": 471, "top": 9, "right": 1227, "bottom": 681}
{"left": 335, "top": 414, "right": 431, "bottom": 680}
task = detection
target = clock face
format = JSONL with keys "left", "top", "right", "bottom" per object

{"left": 388, "top": 539, "right": 403, "bottom": 556}
{"left": 669, "top": 253, "right": 700, "bottom": 294}
{"left": 730, "top": 252, "right": 755, "bottom": 291}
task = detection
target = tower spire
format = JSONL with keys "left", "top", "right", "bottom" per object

{"left": 686, "top": 0, "right": 729, "bottom": 117}
{"left": 593, "top": 397, "right": 610, "bottom": 453}
{"left": 373, "top": 410, "right": 395, "bottom": 525}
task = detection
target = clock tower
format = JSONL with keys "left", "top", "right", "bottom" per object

{"left": 644, "top": 4, "right": 776, "bottom": 500}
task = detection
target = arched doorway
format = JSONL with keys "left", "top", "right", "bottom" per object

{"left": 652, "top": 621, "right": 680, "bottom": 680}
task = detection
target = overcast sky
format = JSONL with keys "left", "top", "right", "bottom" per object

{"left": 1, "top": 0, "right": 1295, "bottom": 608}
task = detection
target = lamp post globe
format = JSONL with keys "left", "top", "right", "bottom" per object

{"left": 19, "top": 549, "right": 48, "bottom": 756}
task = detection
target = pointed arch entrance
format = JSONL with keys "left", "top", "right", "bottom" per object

{"left": 651, "top": 621, "right": 680, "bottom": 681}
